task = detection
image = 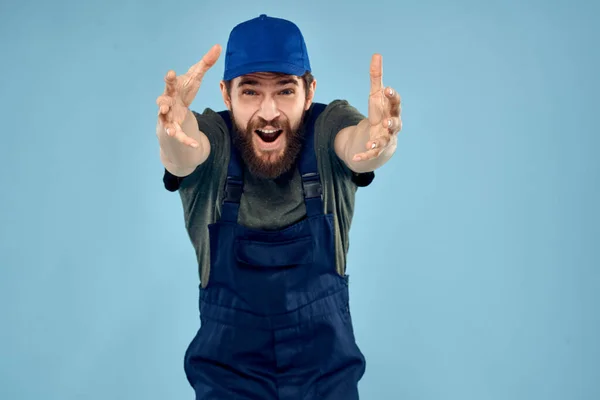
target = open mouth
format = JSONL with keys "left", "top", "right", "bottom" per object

{"left": 255, "top": 129, "right": 283, "bottom": 143}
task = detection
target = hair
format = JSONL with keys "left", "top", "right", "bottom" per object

{"left": 223, "top": 71, "right": 315, "bottom": 100}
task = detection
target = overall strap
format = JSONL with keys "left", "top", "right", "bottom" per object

{"left": 298, "top": 102, "right": 327, "bottom": 217}
{"left": 217, "top": 110, "right": 243, "bottom": 223}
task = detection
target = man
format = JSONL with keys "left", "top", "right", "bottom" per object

{"left": 156, "top": 14, "right": 402, "bottom": 400}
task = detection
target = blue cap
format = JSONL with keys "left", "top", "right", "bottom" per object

{"left": 223, "top": 14, "right": 311, "bottom": 81}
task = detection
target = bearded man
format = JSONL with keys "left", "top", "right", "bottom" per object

{"left": 156, "top": 14, "right": 402, "bottom": 400}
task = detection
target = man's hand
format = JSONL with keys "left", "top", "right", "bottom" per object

{"left": 156, "top": 44, "right": 221, "bottom": 148}
{"left": 352, "top": 54, "right": 402, "bottom": 162}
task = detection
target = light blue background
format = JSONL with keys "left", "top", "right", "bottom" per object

{"left": 1, "top": 0, "right": 598, "bottom": 399}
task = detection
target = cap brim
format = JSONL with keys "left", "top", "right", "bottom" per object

{"left": 224, "top": 61, "right": 308, "bottom": 81}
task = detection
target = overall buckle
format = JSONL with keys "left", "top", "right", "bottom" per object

{"left": 223, "top": 176, "right": 243, "bottom": 203}
{"left": 301, "top": 172, "right": 322, "bottom": 199}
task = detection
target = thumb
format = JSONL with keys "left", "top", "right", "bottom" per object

{"left": 369, "top": 53, "right": 383, "bottom": 94}
{"left": 187, "top": 44, "right": 222, "bottom": 81}
{"left": 204, "top": 44, "right": 222, "bottom": 67}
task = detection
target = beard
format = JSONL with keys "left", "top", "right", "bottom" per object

{"left": 230, "top": 110, "right": 306, "bottom": 180}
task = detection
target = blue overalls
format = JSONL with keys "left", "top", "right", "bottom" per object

{"left": 183, "top": 103, "right": 366, "bottom": 399}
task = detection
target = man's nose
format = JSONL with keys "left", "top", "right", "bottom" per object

{"left": 258, "top": 97, "right": 280, "bottom": 122}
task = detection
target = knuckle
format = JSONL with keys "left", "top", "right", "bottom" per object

{"left": 157, "top": 95, "right": 170, "bottom": 104}
{"left": 159, "top": 97, "right": 173, "bottom": 106}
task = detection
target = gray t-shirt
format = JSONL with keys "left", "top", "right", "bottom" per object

{"left": 164, "top": 100, "right": 374, "bottom": 287}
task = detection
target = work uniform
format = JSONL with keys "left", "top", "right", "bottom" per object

{"left": 164, "top": 101, "right": 374, "bottom": 399}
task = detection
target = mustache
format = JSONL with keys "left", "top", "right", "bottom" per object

{"left": 250, "top": 117, "right": 284, "bottom": 130}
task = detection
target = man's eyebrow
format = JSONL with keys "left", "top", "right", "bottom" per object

{"left": 237, "top": 78, "right": 299, "bottom": 88}
{"left": 276, "top": 78, "right": 299, "bottom": 86}
{"left": 237, "top": 79, "right": 259, "bottom": 87}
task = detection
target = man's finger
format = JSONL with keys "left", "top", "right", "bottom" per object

{"left": 382, "top": 117, "right": 401, "bottom": 134}
{"left": 369, "top": 53, "right": 383, "bottom": 94}
{"left": 162, "top": 121, "right": 179, "bottom": 139}
{"left": 187, "top": 44, "right": 222, "bottom": 82}
{"left": 367, "top": 133, "right": 392, "bottom": 151}
{"left": 352, "top": 147, "right": 384, "bottom": 162}
{"left": 161, "top": 121, "right": 173, "bottom": 137}
{"left": 156, "top": 95, "right": 177, "bottom": 125}
{"left": 385, "top": 87, "right": 401, "bottom": 117}
{"left": 156, "top": 94, "right": 174, "bottom": 106}
{"left": 164, "top": 70, "right": 177, "bottom": 96}
{"left": 172, "top": 122, "right": 199, "bottom": 148}
{"left": 158, "top": 104, "right": 170, "bottom": 115}
{"left": 156, "top": 96, "right": 173, "bottom": 123}
{"left": 158, "top": 113, "right": 169, "bottom": 129}
{"left": 156, "top": 95, "right": 174, "bottom": 113}
{"left": 351, "top": 133, "right": 391, "bottom": 161}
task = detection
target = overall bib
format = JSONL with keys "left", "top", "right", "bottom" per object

{"left": 183, "top": 103, "right": 366, "bottom": 399}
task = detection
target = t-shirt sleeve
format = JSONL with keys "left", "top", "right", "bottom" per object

{"left": 162, "top": 108, "right": 228, "bottom": 192}
{"left": 316, "top": 100, "right": 375, "bottom": 188}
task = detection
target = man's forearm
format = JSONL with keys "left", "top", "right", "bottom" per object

{"left": 157, "top": 109, "right": 211, "bottom": 177}
{"left": 343, "top": 119, "right": 397, "bottom": 173}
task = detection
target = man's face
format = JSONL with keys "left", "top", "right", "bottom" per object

{"left": 220, "top": 72, "right": 315, "bottom": 179}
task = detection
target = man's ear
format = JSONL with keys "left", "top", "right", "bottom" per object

{"left": 220, "top": 80, "right": 232, "bottom": 110}
{"left": 305, "top": 78, "right": 317, "bottom": 110}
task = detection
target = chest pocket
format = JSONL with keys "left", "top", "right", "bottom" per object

{"left": 235, "top": 235, "right": 315, "bottom": 268}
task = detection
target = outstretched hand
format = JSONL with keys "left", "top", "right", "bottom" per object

{"left": 352, "top": 54, "right": 402, "bottom": 162}
{"left": 156, "top": 44, "right": 222, "bottom": 147}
